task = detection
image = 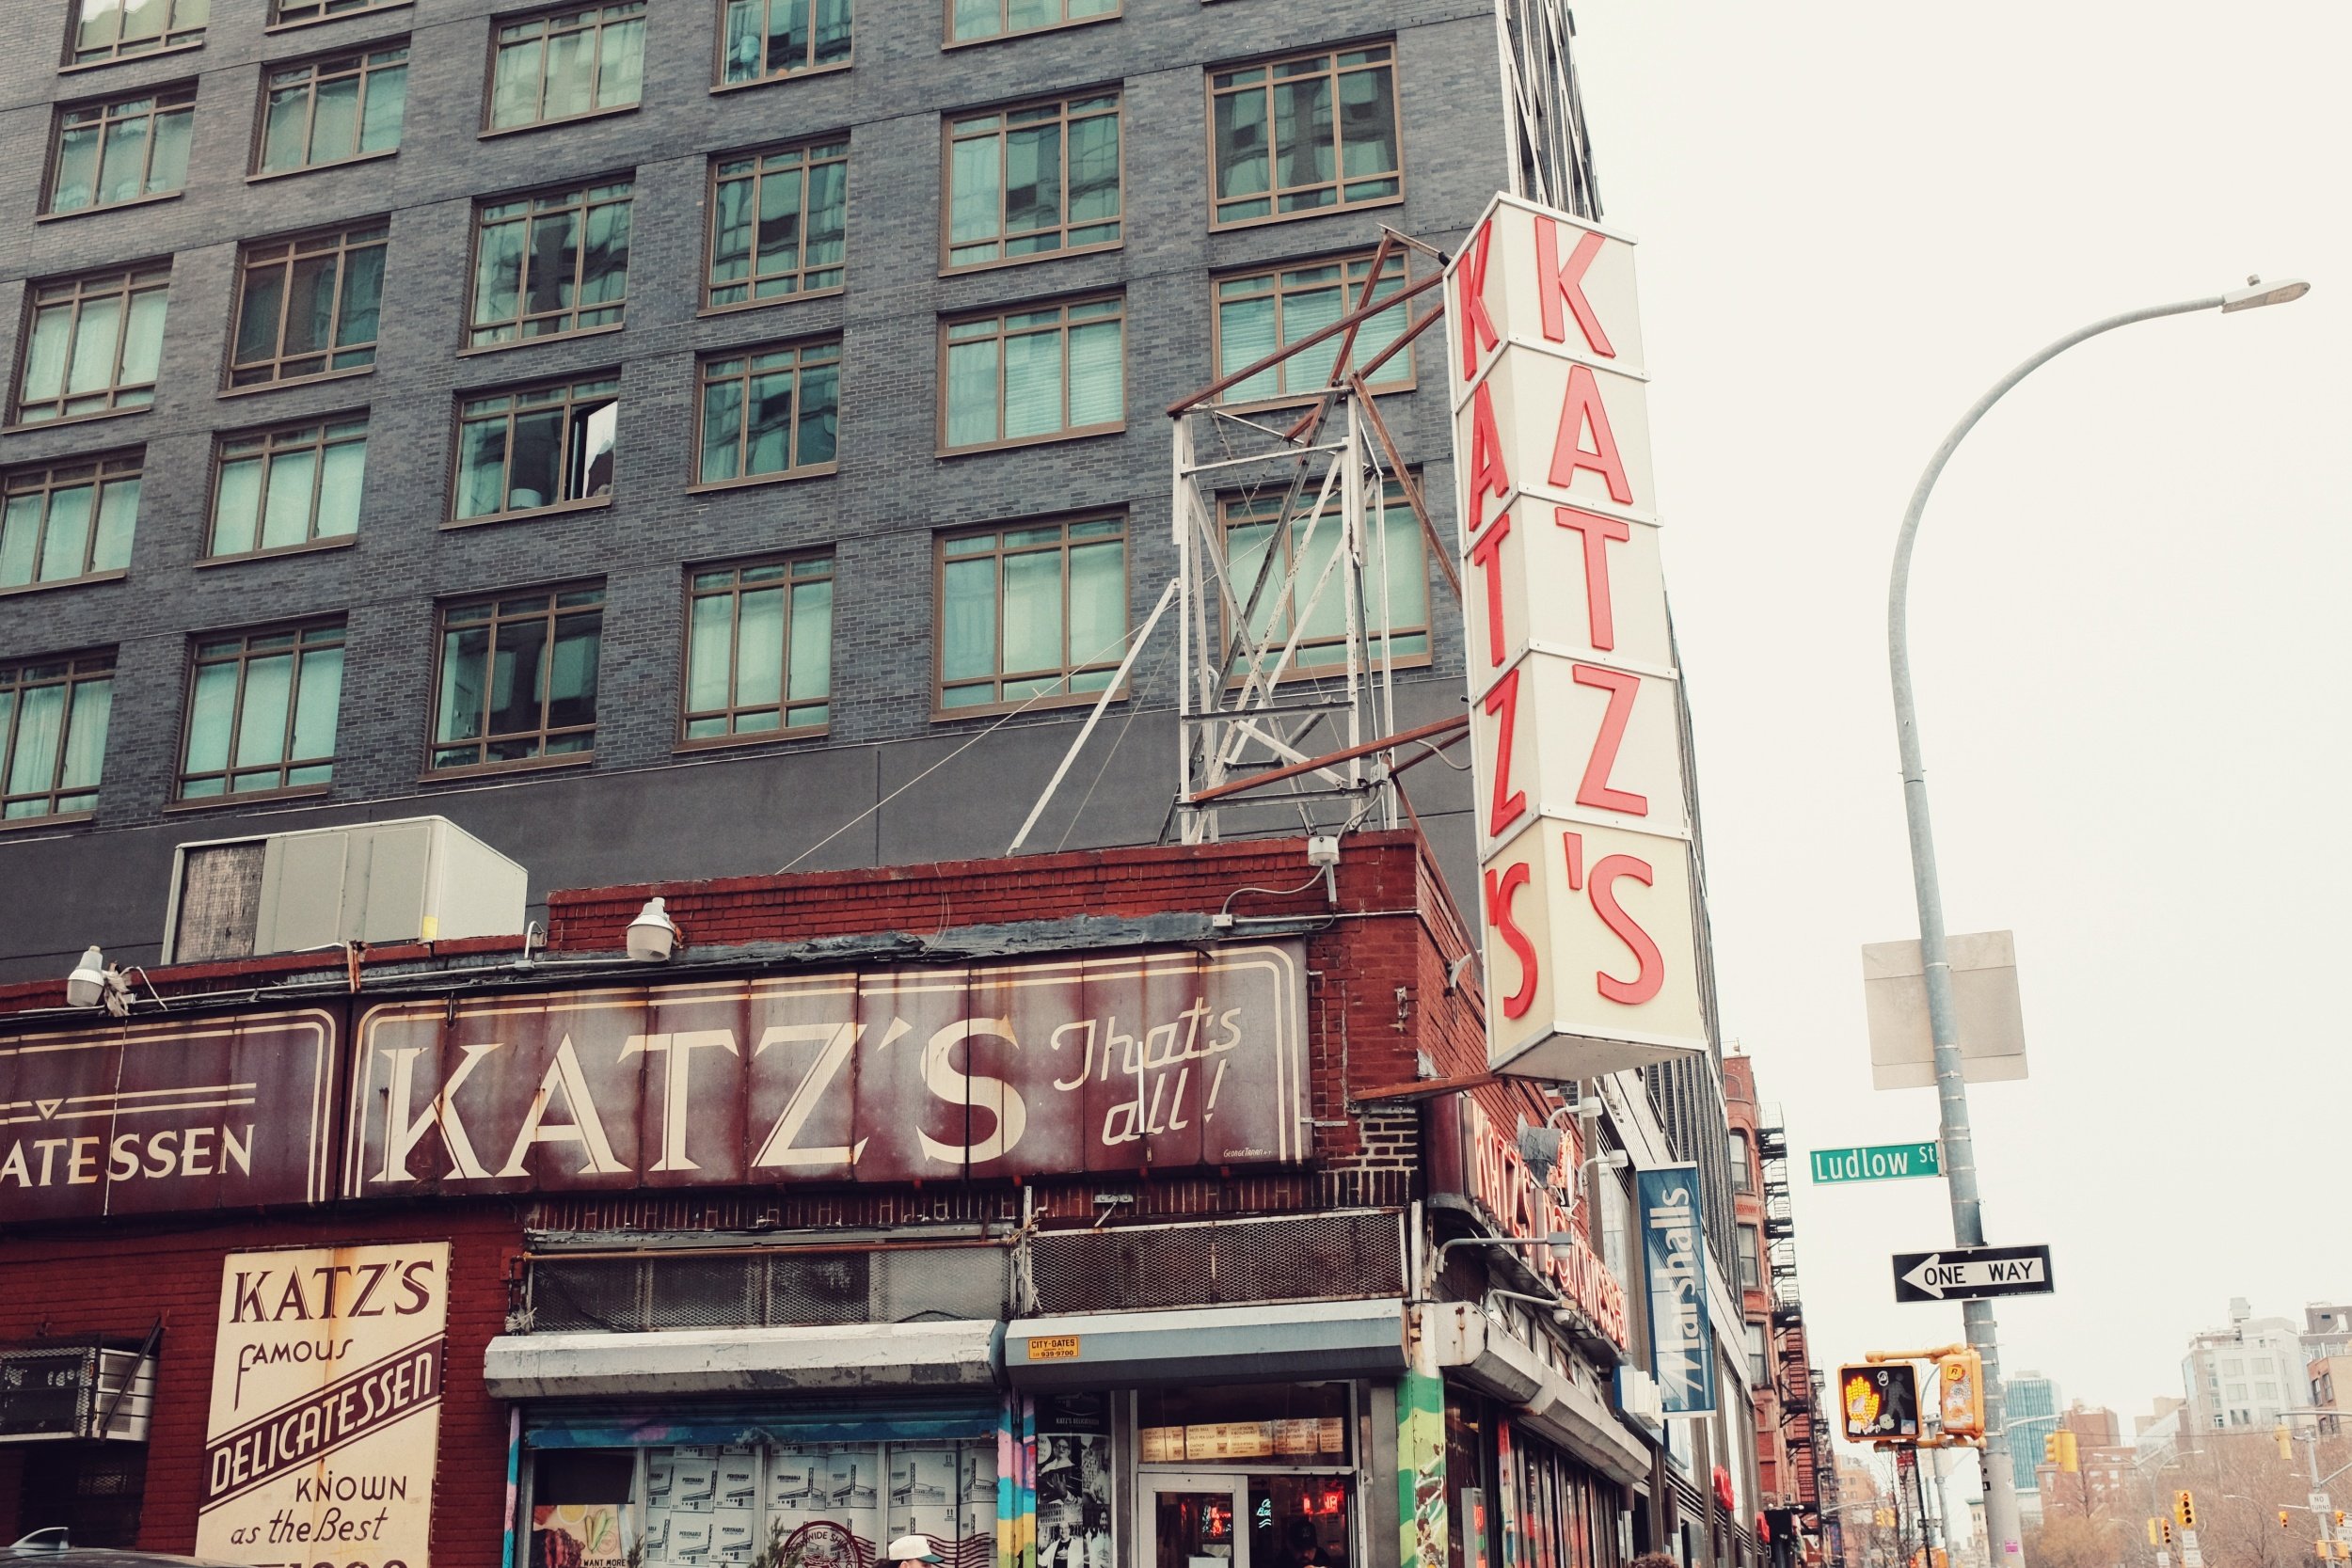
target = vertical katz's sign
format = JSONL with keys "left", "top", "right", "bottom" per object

{"left": 197, "top": 1243, "right": 451, "bottom": 1568}
{"left": 1444, "top": 193, "right": 1708, "bottom": 1080}
{"left": 1636, "top": 1165, "right": 1715, "bottom": 1415}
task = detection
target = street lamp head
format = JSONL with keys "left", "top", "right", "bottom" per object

{"left": 2220, "top": 276, "right": 2312, "bottom": 313}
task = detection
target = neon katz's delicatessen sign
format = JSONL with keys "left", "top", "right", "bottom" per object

{"left": 1445, "top": 192, "right": 1708, "bottom": 1082}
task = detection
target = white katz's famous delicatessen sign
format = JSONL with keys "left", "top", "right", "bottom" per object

{"left": 1445, "top": 193, "right": 1708, "bottom": 1079}
{"left": 196, "top": 1243, "right": 451, "bottom": 1568}
{"left": 345, "top": 944, "right": 1308, "bottom": 1194}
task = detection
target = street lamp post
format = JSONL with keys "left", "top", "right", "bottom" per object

{"left": 1884, "top": 274, "right": 2310, "bottom": 1568}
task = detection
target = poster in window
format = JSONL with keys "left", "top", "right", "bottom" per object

{"left": 1038, "top": 1395, "right": 1111, "bottom": 1568}
{"left": 533, "top": 1505, "right": 627, "bottom": 1568}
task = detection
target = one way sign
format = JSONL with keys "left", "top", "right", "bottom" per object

{"left": 1892, "top": 1243, "right": 2056, "bottom": 1303}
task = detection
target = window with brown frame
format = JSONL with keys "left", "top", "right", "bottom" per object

{"left": 1211, "top": 250, "right": 1414, "bottom": 404}
{"left": 717, "top": 0, "right": 849, "bottom": 86}
{"left": 937, "top": 515, "right": 1125, "bottom": 711}
{"left": 256, "top": 44, "right": 408, "bottom": 174}
{"left": 941, "top": 295, "right": 1123, "bottom": 451}
{"left": 47, "top": 84, "right": 195, "bottom": 214}
{"left": 1209, "top": 42, "right": 1400, "bottom": 228}
{"left": 271, "top": 0, "right": 403, "bottom": 23}
{"left": 208, "top": 418, "right": 367, "bottom": 559}
{"left": 228, "top": 222, "right": 388, "bottom": 388}
{"left": 178, "top": 620, "right": 345, "bottom": 799}
{"left": 469, "top": 180, "right": 633, "bottom": 347}
{"left": 948, "top": 0, "right": 1113, "bottom": 45}
{"left": 13, "top": 263, "right": 170, "bottom": 425}
{"left": 486, "top": 3, "right": 644, "bottom": 131}
{"left": 0, "top": 651, "right": 113, "bottom": 820}
{"left": 453, "top": 374, "right": 617, "bottom": 522}
{"left": 707, "top": 140, "right": 847, "bottom": 309}
{"left": 696, "top": 341, "right": 838, "bottom": 486}
{"left": 682, "top": 555, "right": 832, "bottom": 741}
{"left": 1, "top": 452, "right": 141, "bottom": 594}
{"left": 1218, "top": 476, "right": 1427, "bottom": 675}
{"left": 944, "top": 93, "right": 1120, "bottom": 270}
{"left": 66, "top": 0, "right": 208, "bottom": 67}
{"left": 430, "top": 585, "right": 604, "bottom": 770}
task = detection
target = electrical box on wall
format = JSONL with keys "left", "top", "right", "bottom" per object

{"left": 163, "top": 816, "right": 528, "bottom": 963}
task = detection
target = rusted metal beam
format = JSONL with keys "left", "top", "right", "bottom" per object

{"left": 1168, "top": 268, "right": 1447, "bottom": 418}
{"left": 1353, "top": 1069, "right": 1503, "bottom": 1103}
{"left": 1349, "top": 372, "right": 1461, "bottom": 598}
{"left": 1187, "top": 712, "right": 1467, "bottom": 805}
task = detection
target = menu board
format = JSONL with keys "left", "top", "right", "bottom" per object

{"left": 1139, "top": 1418, "right": 1347, "bottom": 1464}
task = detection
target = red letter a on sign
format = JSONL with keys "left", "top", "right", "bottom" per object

{"left": 1466, "top": 383, "right": 1510, "bottom": 533}
{"left": 1548, "top": 364, "right": 1634, "bottom": 505}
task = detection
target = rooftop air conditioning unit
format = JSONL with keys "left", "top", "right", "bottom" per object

{"left": 163, "top": 816, "right": 527, "bottom": 965}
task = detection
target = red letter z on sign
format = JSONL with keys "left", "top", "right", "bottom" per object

{"left": 1570, "top": 664, "right": 1646, "bottom": 816}
{"left": 1457, "top": 219, "right": 1500, "bottom": 380}
{"left": 1484, "top": 862, "right": 1539, "bottom": 1019}
{"left": 1483, "top": 666, "right": 1527, "bottom": 838}
{"left": 1533, "top": 222, "right": 1615, "bottom": 359}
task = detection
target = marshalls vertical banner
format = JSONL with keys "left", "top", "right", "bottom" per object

{"left": 1444, "top": 193, "right": 1708, "bottom": 1080}
{"left": 196, "top": 1243, "right": 452, "bottom": 1568}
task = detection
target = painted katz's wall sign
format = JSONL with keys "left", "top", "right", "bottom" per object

{"left": 0, "top": 1010, "right": 336, "bottom": 1223}
{"left": 1444, "top": 192, "right": 1708, "bottom": 1080}
{"left": 344, "top": 943, "right": 1308, "bottom": 1195}
{"left": 196, "top": 1243, "right": 451, "bottom": 1568}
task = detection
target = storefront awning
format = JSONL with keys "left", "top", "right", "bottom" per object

{"left": 483, "top": 1320, "right": 1005, "bottom": 1401}
{"left": 1521, "top": 1360, "right": 1654, "bottom": 1487}
{"left": 1004, "top": 1298, "right": 1407, "bottom": 1389}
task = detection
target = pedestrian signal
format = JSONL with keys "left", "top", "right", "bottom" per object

{"left": 2176, "top": 1492, "right": 2198, "bottom": 1531}
{"left": 1840, "top": 1363, "right": 1922, "bottom": 1441}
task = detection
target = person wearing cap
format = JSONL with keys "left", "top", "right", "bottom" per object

{"left": 886, "top": 1537, "right": 944, "bottom": 1564}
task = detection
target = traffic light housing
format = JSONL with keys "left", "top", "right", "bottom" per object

{"left": 1840, "top": 1362, "right": 1923, "bottom": 1441}
{"left": 2164, "top": 1520, "right": 2176, "bottom": 1545}
{"left": 2283, "top": 1512, "right": 2294, "bottom": 1532}
{"left": 2336, "top": 1512, "right": 2345, "bottom": 1529}
{"left": 2061, "top": 1432, "right": 2080, "bottom": 1471}
{"left": 2176, "top": 1491, "right": 2198, "bottom": 1531}
{"left": 2148, "top": 1520, "right": 2162, "bottom": 1547}
{"left": 2043, "top": 1433, "right": 2060, "bottom": 1463}
{"left": 2280, "top": 1425, "right": 2296, "bottom": 1461}
{"left": 1935, "top": 1351, "right": 1984, "bottom": 1440}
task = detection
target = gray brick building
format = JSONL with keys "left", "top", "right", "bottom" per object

{"left": 0, "top": 0, "right": 1597, "bottom": 980}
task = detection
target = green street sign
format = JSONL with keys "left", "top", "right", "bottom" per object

{"left": 1810, "top": 1141, "right": 1941, "bottom": 1184}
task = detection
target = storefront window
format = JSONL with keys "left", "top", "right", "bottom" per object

{"left": 530, "top": 1437, "right": 999, "bottom": 1568}
{"left": 1507, "top": 1427, "right": 1622, "bottom": 1568}
{"left": 1250, "top": 1476, "right": 1353, "bottom": 1568}
{"left": 1137, "top": 1383, "right": 1353, "bottom": 1466}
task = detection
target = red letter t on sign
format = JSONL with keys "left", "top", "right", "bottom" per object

{"left": 1554, "top": 506, "right": 1629, "bottom": 652}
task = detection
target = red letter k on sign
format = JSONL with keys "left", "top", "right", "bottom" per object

{"left": 1456, "top": 219, "right": 1500, "bottom": 381}
{"left": 1534, "top": 223, "right": 1615, "bottom": 358}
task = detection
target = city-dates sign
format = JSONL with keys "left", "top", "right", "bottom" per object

{"left": 1446, "top": 191, "right": 1708, "bottom": 1080}
{"left": 344, "top": 943, "right": 1308, "bottom": 1195}
{"left": 0, "top": 1009, "right": 337, "bottom": 1224}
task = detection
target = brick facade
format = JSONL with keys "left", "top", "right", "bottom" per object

{"left": 0, "top": 1203, "right": 523, "bottom": 1561}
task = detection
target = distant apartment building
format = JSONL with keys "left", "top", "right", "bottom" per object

{"left": 2033, "top": 1404, "right": 2134, "bottom": 1522}
{"left": 2184, "top": 1298, "right": 2308, "bottom": 1432}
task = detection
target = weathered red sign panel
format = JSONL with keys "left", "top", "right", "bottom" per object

{"left": 343, "top": 943, "right": 1309, "bottom": 1196}
{"left": 0, "top": 1009, "right": 338, "bottom": 1223}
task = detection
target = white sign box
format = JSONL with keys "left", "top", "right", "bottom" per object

{"left": 196, "top": 1243, "right": 451, "bottom": 1568}
{"left": 1447, "top": 191, "right": 1708, "bottom": 1080}
{"left": 1460, "top": 495, "right": 1673, "bottom": 701}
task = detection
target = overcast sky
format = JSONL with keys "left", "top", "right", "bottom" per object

{"left": 1567, "top": 1, "right": 2352, "bottom": 1432}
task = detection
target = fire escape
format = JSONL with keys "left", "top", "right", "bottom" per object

{"left": 1758, "top": 1106, "right": 1826, "bottom": 1551}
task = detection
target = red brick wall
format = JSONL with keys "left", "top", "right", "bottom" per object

{"left": 0, "top": 1204, "right": 524, "bottom": 1567}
